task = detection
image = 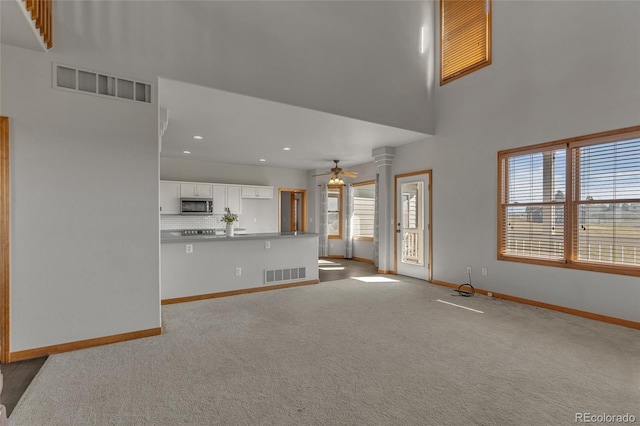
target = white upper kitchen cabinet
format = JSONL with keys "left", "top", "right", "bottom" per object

{"left": 213, "top": 184, "right": 242, "bottom": 215}
{"left": 180, "top": 183, "right": 213, "bottom": 199}
{"left": 241, "top": 185, "right": 274, "bottom": 199}
{"left": 160, "top": 181, "right": 181, "bottom": 215}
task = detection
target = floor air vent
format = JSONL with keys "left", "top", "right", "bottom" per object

{"left": 54, "top": 63, "right": 152, "bottom": 104}
{"left": 265, "top": 267, "right": 306, "bottom": 284}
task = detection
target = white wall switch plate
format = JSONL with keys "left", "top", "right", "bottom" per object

{"left": 186, "top": 244, "right": 193, "bottom": 254}
{"left": 265, "top": 241, "right": 270, "bottom": 249}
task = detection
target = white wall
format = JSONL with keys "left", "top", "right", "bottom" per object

{"left": 392, "top": 1, "right": 640, "bottom": 321}
{"left": 50, "top": 1, "right": 434, "bottom": 134}
{"left": 353, "top": 240, "right": 374, "bottom": 262}
{"left": 2, "top": 44, "right": 160, "bottom": 351}
{"left": 162, "top": 236, "right": 319, "bottom": 300}
{"left": 161, "top": 157, "right": 309, "bottom": 233}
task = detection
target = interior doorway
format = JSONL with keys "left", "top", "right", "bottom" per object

{"left": 395, "top": 170, "right": 432, "bottom": 281}
{"left": 279, "top": 189, "right": 307, "bottom": 232}
{"left": 1, "top": 117, "right": 10, "bottom": 362}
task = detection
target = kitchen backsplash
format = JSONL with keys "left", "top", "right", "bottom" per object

{"left": 160, "top": 215, "right": 240, "bottom": 230}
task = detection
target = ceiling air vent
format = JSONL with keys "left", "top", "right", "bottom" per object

{"left": 53, "top": 63, "right": 152, "bottom": 104}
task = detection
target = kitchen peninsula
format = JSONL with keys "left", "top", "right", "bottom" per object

{"left": 161, "top": 231, "right": 319, "bottom": 304}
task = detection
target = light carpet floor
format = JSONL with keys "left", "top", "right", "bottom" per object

{"left": 10, "top": 276, "right": 640, "bottom": 425}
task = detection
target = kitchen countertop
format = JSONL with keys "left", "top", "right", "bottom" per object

{"left": 161, "top": 230, "right": 318, "bottom": 243}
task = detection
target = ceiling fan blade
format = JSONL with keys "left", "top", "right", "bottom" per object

{"left": 342, "top": 171, "right": 358, "bottom": 178}
{"left": 312, "top": 172, "right": 331, "bottom": 177}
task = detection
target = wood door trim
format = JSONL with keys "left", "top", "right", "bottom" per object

{"left": 278, "top": 188, "right": 307, "bottom": 232}
{"left": 0, "top": 117, "right": 9, "bottom": 363}
{"left": 394, "top": 170, "right": 433, "bottom": 281}
{"left": 290, "top": 193, "right": 297, "bottom": 232}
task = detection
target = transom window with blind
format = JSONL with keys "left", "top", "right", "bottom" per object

{"left": 353, "top": 181, "right": 375, "bottom": 240}
{"left": 440, "top": 0, "right": 492, "bottom": 85}
{"left": 498, "top": 126, "right": 640, "bottom": 277}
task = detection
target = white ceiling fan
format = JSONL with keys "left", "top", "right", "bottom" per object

{"left": 313, "top": 160, "right": 358, "bottom": 184}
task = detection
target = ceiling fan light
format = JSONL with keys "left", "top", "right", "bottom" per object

{"left": 338, "top": 177, "right": 344, "bottom": 185}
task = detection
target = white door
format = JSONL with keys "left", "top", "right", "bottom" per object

{"left": 396, "top": 173, "right": 430, "bottom": 280}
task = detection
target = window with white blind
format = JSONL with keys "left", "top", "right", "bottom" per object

{"left": 498, "top": 126, "right": 640, "bottom": 277}
{"left": 440, "top": 0, "right": 492, "bottom": 85}
{"left": 328, "top": 186, "right": 343, "bottom": 239}
{"left": 353, "top": 182, "right": 375, "bottom": 240}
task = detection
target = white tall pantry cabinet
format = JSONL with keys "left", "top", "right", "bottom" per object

{"left": 213, "top": 185, "right": 242, "bottom": 215}
{"left": 160, "top": 182, "right": 180, "bottom": 214}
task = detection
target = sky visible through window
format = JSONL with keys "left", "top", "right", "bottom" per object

{"left": 507, "top": 138, "right": 640, "bottom": 209}
{"left": 579, "top": 139, "right": 640, "bottom": 200}
{"left": 508, "top": 149, "right": 566, "bottom": 210}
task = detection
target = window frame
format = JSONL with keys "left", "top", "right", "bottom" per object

{"left": 327, "top": 185, "right": 343, "bottom": 240}
{"left": 352, "top": 180, "right": 376, "bottom": 241}
{"left": 497, "top": 126, "right": 640, "bottom": 277}
{"left": 440, "top": 0, "right": 492, "bottom": 85}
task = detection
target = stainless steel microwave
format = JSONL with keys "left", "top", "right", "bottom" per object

{"left": 180, "top": 198, "right": 213, "bottom": 215}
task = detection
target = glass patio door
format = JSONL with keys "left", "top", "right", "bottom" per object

{"left": 396, "top": 173, "right": 430, "bottom": 279}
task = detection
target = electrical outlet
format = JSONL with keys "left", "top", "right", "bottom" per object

{"left": 186, "top": 244, "right": 193, "bottom": 254}
{"left": 466, "top": 266, "right": 472, "bottom": 274}
{"left": 265, "top": 241, "right": 270, "bottom": 249}
{"left": 481, "top": 267, "right": 488, "bottom": 276}
{"left": 235, "top": 267, "right": 242, "bottom": 276}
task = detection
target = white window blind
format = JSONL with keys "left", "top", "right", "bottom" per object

{"left": 498, "top": 127, "right": 640, "bottom": 276}
{"left": 501, "top": 148, "right": 566, "bottom": 260}
{"left": 328, "top": 186, "right": 342, "bottom": 239}
{"left": 353, "top": 183, "right": 375, "bottom": 239}
{"left": 574, "top": 138, "right": 640, "bottom": 266}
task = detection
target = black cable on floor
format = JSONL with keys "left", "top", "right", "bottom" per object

{"left": 453, "top": 271, "right": 475, "bottom": 297}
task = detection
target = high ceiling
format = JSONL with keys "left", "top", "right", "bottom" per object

{"left": 159, "top": 78, "right": 429, "bottom": 171}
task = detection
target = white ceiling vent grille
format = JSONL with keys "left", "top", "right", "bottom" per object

{"left": 53, "top": 63, "right": 152, "bottom": 104}
{"left": 265, "top": 267, "right": 306, "bottom": 285}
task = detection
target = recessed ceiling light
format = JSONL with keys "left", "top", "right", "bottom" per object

{"left": 193, "top": 135, "right": 203, "bottom": 140}
{"left": 283, "top": 147, "right": 291, "bottom": 151}
{"left": 183, "top": 150, "right": 191, "bottom": 154}
{"left": 259, "top": 159, "right": 266, "bottom": 162}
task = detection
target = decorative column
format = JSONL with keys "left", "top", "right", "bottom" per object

{"left": 373, "top": 146, "right": 395, "bottom": 273}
